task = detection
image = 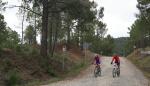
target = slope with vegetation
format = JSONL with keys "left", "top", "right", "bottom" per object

{"left": 0, "top": 0, "right": 113, "bottom": 86}
{"left": 126, "top": 0, "right": 150, "bottom": 54}
{"left": 0, "top": 44, "right": 94, "bottom": 86}
{"left": 126, "top": 0, "right": 150, "bottom": 81}
{"left": 127, "top": 47, "right": 150, "bottom": 81}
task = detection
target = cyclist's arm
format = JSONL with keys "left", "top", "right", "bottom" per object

{"left": 111, "top": 57, "right": 115, "bottom": 63}
{"left": 118, "top": 57, "right": 120, "bottom": 63}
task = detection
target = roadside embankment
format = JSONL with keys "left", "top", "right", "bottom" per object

{"left": 127, "top": 48, "right": 150, "bottom": 82}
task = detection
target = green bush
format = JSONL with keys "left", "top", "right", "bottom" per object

{"left": 39, "top": 58, "right": 57, "bottom": 77}
{"left": 16, "top": 44, "right": 39, "bottom": 57}
{"left": 30, "top": 48, "right": 39, "bottom": 55}
{"left": 2, "top": 58, "right": 13, "bottom": 72}
{"left": 74, "top": 61, "right": 86, "bottom": 69}
{"left": 79, "top": 62, "right": 85, "bottom": 68}
{"left": 47, "top": 66, "right": 57, "bottom": 77}
{"left": 5, "top": 71, "right": 21, "bottom": 86}
{"left": 51, "top": 53, "right": 69, "bottom": 63}
{"left": 15, "top": 45, "right": 22, "bottom": 52}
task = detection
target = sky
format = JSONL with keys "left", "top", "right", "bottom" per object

{"left": 3, "top": 0, "right": 24, "bottom": 34}
{"left": 2, "top": 0, "right": 139, "bottom": 38}
{"left": 94, "top": 0, "right": 139, "bottom": 38}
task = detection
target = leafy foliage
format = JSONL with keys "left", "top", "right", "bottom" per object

{"left": 24, "top": 25, "right": 35, "bottom": 44}
{"left": 127, "top": 0, "right": 150, "bottom": 54}
{"left": 90, "top": 35, "right": 115, "bottom": 56}
{"left": 0, "top": 14, "right": 20, "bottom": 49}
{"left": 0, "top": 14, "right": 7, "bottom": 46}
{"left": 0, "top": 0, "right": 115, "bottom": 85}
{"left": 3, "top": 28, "right": 20, "bottom": 49}
{"left": 114, "top": 37, "right": 128, "bottom": 56}
{"left": 5, "top": 70, "right": 21, "bottom": 86}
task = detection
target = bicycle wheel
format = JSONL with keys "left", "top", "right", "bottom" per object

{"left": 98, "top": 68, "right": 101, "bottom": 76}
{"left": 112, "top": 68, "right": 116, "bottom": 78}
{"left": 117, "top": 68, "right": 120, "bottom": 77}
{"left": 94, "top": 68, "right": 98, "bottom": 77}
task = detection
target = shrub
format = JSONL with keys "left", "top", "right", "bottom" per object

{"left": 30, "top": 47, "right": 39, "bottom": 56}
{"left": 2, "top": 58, "right": 13, "bottom": 72}
{"left": 5, "top": 70, "right": 21, "bottom": 86}
{"left": 47, "top": 66, "right": 57, "bottom": 77}
{"left": 16, "top": 44, "right": 39, "bottom": 57}
{"left": 15, "top": 45, "right": 22, "bottom": 52}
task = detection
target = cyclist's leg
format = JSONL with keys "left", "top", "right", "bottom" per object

{"left": 115, "top": 62, "right": 120, "bottom": 68}
{"left": 98, "top": 62, "right": 101, "bottom": 70}
{"left": 117, "top": 62, "right": 120, "bottom": 69}
{"left": 96, "top": 60, "right": 100, "bottom": 68}
{"left": 116, "top": 62, "right": 120, "bottom": 76}
{"left": 94, "top": 62, "right": 99, "bottom": 70}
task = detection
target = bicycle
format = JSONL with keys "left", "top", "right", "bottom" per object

{"left": 112, "top": 63, "right": 120, "bottom": 78}
{"left": 94, "top": 64, "right": 101, "bottom": 77}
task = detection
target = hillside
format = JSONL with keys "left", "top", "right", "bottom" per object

{"left": 127, "top": 48, "right": 150, "bottom": 81}
{"left": 0, "top": 44, "right": 93, "bottom": 86}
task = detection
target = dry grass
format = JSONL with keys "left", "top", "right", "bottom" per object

{"left": 127, "top": 49, "right": 150, "bottom": 82}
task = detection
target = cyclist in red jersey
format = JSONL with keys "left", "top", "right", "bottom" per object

{"left": 111, "top": 54, "right": 120, "bottom": 68}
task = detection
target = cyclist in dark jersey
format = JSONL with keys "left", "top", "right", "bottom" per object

{"left": 92, "top": 54, "right": 101, "bottom": 65}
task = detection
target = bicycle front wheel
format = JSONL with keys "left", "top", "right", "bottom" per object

{"left": 117, "top": 68, "right": 120, "bottom": 77}
{"left": 94, "top": 68, "right": 98, "bottom": 77}
{"left": 112, "top": 68, "right": 116, "bottom": 78}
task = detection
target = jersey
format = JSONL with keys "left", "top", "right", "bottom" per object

{"left": 94, "top": 55, "right": 101, "bottom": 64}
{"left": 111, "top": 55, "right": 120, "bottom": 63}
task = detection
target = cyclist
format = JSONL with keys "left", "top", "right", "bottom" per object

{"left": 92, "top": 54, "right": 101, "bottom": 66}
{"left": 111, "top": 53, "right": 120, "bottom": 68}
{"left": 92, "top": 54, "right": 101, "bottom": 77}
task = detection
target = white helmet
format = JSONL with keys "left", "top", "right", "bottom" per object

{"left": 95, "top": 54, "right": 98, "bottom": 57}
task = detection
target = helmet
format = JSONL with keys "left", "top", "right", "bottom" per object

{"left": 94, "top": 54, "right": 99, "bottom": 57}
{"left": 94, "top": 54, "right": 98, "bottom": 57}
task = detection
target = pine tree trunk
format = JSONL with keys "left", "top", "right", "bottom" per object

{"left": 67, "top": 23, "right": 70, "bottom": 50}
{"left": 51, "top": 14, "right": 60, "bottom": 57}
{"left": 40, "top": 0, "right": 48, "bottom": 57}
{"left": 48, "top": 15, "right": 52, "bottom": 54}
{"left": 76, "top": 27, "right": 80, "bottom": 47}
{"left": 34, "top": 14, "right": 37, "bottom": 44}
{"left": 21, "top": 11, "right": 25, "bottom": 45}
{"left": 80, "top": 31, "right": 84, "bottom": 51}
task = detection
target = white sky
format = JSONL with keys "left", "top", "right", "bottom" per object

{"left": 2, "top": 0, "right": 139, "bottom": 38}
{"left": 3, "top": 0, "right": 24, "bottom": 35}
{"left": 95, "top": 0, "right": 139, "bottom": 37}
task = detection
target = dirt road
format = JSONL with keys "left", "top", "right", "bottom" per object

{"left": 42, "top": 57, "right": 149, "bottom": 86}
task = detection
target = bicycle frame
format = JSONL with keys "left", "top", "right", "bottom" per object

{"left": 112, "top": 63, "right": 120, "bottom": 77}
{"left": 94, "top": 64, "right": 101, "bottom": 77}
{"left": 113, "top": 63, "right": 118, "bottom": 69}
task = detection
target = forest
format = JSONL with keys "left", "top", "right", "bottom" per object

{"left": 0, "top": 0, "right": 115, "bottom": 85}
